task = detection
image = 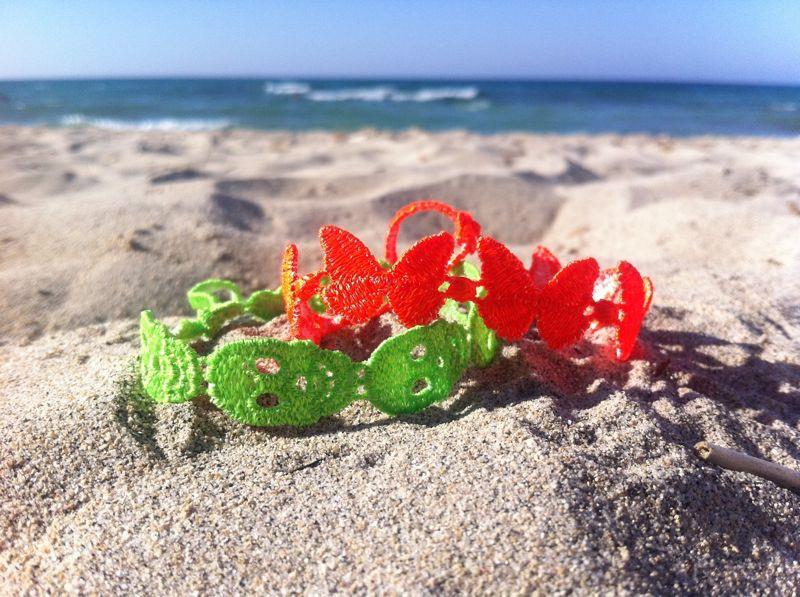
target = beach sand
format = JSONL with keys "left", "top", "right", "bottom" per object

{"left": 1, "top": 125, "right": 799, "bottom": 593}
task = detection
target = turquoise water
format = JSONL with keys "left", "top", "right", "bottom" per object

{"left": 1, "top": 78, "right": 799, "bottom": 136}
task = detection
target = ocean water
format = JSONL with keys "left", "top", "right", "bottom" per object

{"left": 1, "top": 78, "right": 799, "bottom": 136}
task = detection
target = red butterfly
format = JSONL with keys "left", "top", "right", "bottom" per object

{"left": 320, "top": 225, "right": 462, "bottom": 328}
{"left": 537, "top": 258, "right": 653, "bottom": 360}
{"left": 282, "top": 200, "right": 653, "bottom": 362}
{"left": 322, "top": 225, "right": 547, "bottom": 342}
{"left": 473, "top": 236, "right": 538, "bottom": 341}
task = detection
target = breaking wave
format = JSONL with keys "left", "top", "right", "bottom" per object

{"left": 263, "top": 82, "right": 479, "bottom": 103}
{"left": 263, "top": 81, "right": 312, "bottom": 96}
{"left": 59, "top": 115, "right": 233, "bottom": 131}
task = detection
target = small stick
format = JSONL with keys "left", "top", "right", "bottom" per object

{"left": 694, "top": 441, "right": 800, "bottom": 491}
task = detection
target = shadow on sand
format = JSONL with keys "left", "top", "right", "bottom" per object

{"left": 114, "top": 325, "right": 799, "bottom": 463}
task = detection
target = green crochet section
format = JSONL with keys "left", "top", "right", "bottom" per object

{"left": 469, "top": 304, "right": 500, "bottom": 367}
{"left": 364, "top": 320, "right": 469, "bottom": 415}
{"left": 207, "top": 339, "right": 357, "bottom": 427}
{"left": 187, "top": 279, "right": 243, "bottom": 311}
{"left": 139, "top": 311, "right": 205, "bottom": 403}
{"left": 453, "top": 260, "right": 481, "bottom": 282}
{"left": 440, "top": 300, "right": 499, "bottom": 368}
{"left": 138, "top": 274, "right": 499, "bottom": 425}
{"left": 245, "top": 288, "right": 285, "bottom": 320}
{"left": 440, "top": 259, "right": 499, "bottom": 367}
{"left": 174, "top": 279, "right": 284, "bottom": 340}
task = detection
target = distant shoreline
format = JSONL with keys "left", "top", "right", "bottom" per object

{"left": 2, "top": 76, "right": 800, "bottom": 88}
{"left": 1, "top": 79, "right": 799, "bottom": 136}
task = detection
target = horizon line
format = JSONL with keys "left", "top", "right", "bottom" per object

{"left": 1, "top": 74, "right": 799, "bottom": 88}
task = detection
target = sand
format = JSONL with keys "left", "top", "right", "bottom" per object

{"left": 1, "top": 125, "right": 799, "bottom": 593}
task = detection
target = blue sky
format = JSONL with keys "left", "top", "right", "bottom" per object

{"left": 1, "top": 0, "right": 799, "bottom": 84}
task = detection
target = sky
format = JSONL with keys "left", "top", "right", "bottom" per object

{"left": 1, "top": 0, "right": 799, "bottom": 84}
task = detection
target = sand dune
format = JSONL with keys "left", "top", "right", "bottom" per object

{"left": 1, "top": 126, "right": 799, "bottom": 593}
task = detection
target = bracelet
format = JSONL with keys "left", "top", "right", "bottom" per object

{"left": 139, "top": 280, "right": 496, "bottom": 426}
{"left": 139, "top": 200, "right": 653, "bottom": 427}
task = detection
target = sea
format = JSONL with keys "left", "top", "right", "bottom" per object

{"left": 1, "top": 78, "right": 799, "bottom": 136}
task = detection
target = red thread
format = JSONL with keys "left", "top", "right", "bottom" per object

{"left": 529, "top": 245, "right": 561, "bottom": 290}
{"left": 537, "top": 258, "right": 599, "bottom": 349}
{"left": 384, "top": 200, "right": 481, "bottom": 266}
{"left": 537, "top": 257, "right": 653, "bottom": 361}
{"left": 388, "top": 232, "right": 455, "bottom": 327}
{"left": 475, "top": 236, "right": 538, "bottom": 341}
{"left": 281, "top": 244, "right": 341, "bottom": 344}
{"left": 279, "top": 200, "right": 652, "bottom": 362}
{"left": 443, "top": 275, "right": 477, "bottom": 303}
{"left": 590, "top": 261, "right": 653, "bottom": 361}
{"left": 320, "top": 225, "right": 392, "bottom": 324}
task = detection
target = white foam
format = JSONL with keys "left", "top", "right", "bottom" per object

{"left": 263, "top": 81, "right": 311, "bottom": 96}
{"left": 59, "top": 114, "right": 232, "bottom": 131}
{"left": 770, "top": 102, "right": 798, "bottom": 112}
{"left": 306, "top": 85, "right": 479, "bottom": 103}
{"left": 307, "top": 86, "right": 395, "bottom": 102}
{"left": 392, "top": 86, "right": 479, "bottom": 102}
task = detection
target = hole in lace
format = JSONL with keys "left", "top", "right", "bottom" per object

{"left": 412, "top": 378, "right": 430, "bottom": 395}
{"left": 256, "top": 393, "right": 279, "bottom": 408}
{"left": 212, "top": 289, "right": 235, "bottom": 303}
{"left": 255, "top": 357, "right": 280, "bottom": 374}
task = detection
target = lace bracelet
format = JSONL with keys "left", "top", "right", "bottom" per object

{"left": 139, "top": 200, "right": 653, "bottom": 427}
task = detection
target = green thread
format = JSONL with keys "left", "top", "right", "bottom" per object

{"left": 468, "top": 302, "right": 499, "bottom": 367}
{"left": 441, "top": 260, "right": 498, "bottom": 367}
{"left": 244, "top": 288, "right": 284, "bottom": 320}
{"left": 173, "top": 318, "right": 209, "bottom": 341}
{"left": 187, "top": 279, "right": 243, "bottom": 311}
{"left": 452, "top": 260, "right": 481, "bottom": 282}
{"left": 173, "top": 282, "right": 284, "bottom": 341}
{"left": 138, "top": 276, "right": 498, "bottom": 426}
{"left": 207, "top": 339, "right": 357, "bottom": 427}
{"left": 139, "top": 311, "right": 205, "bottom": 404}
{"left": 364, "top": 320, "right": 469, "bottom": 415}
{"left": 440, "top": 299, "right": 499, "bottom": 368}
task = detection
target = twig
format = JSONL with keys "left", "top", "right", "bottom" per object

{"left": 694, "top": 441, "right": 800, "bottom": 491}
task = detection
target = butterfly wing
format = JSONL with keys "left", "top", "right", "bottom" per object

{"left": 388, "top": 232, "right": 455, "bottom": 327}
{"left": 320, "top": 225, "right": 391, "bottom": 324}
{"left": 476, "top": 236, "right": 538, "bottom": 342}
{"left": 529, "top": 245, "right": 561, "bottom": 291}
{"left": 612, "top": 261, "right": 649, "bottom": 361}
{"left": 537, "top": 258, "right": 599, "bottom": 349}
